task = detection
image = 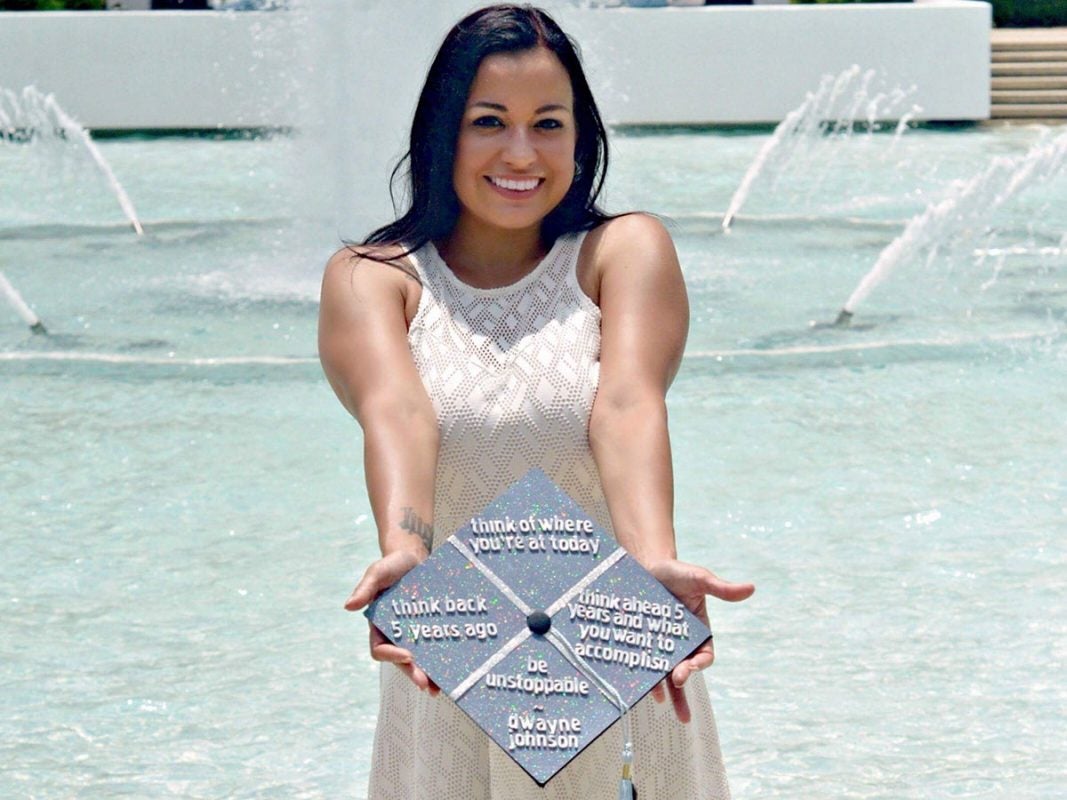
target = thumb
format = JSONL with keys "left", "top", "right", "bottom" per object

{"left": 344, "top": 570, "right": 379, "bottom": 611}
{"left": 345, "top": 550, "right": 421, "bottom": 611}
{"left": 704, "top": 570, "right": 755, "bottom": 603}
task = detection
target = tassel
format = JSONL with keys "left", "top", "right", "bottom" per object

{"left": 617, "top": 742, "right": 635, "bottom": 800}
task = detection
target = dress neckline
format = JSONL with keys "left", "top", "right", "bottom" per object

{"left": 427, "top": 235, "right": 566, "bottom": 297}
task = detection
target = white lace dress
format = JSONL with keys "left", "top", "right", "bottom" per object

{"left": 366, "top": 232, "right": 731, "bottom": 800}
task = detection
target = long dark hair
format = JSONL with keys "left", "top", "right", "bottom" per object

{"left": 360, "top": 4, "right": 614, "bottom": 256}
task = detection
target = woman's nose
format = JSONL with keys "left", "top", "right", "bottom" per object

{"left": 502, "top": 129, "right": 536, "bottom": 168}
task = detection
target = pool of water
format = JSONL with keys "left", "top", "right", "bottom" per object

{"left": 1, "top": 124, "right": 1065, "bottom": 798}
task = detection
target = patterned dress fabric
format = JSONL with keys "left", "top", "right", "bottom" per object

{"left": 366, "top": 231, "right": 731, "bottom": 799}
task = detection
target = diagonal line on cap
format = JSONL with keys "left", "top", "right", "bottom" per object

{"left": 448, "top": 536, "right": 532, "bottom": 614}
{"left": 447, "top": 535, "right": 534, "bottom": 701}
{"left": 544, "top": 545, "right": 626, "bottom": 617}
{"left": 449, "top": 626, "right": 532, "bottom": 701}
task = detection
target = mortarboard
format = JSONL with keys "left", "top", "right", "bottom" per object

{"left": 365, "top": 469, "right": 711, "bottom": 787}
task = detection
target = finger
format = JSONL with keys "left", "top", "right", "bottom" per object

{"left": 668, "top": 679, "right": 691, "bottom": 724}
{"left": 649, "top": 561, "right": 754, "bottom": 605}
{"left": 345, "top": 562, "right": 386, "bottom": 611}
{"left": 369, "top": 622, "right": 389, "bottom": 647}
{"left": 345, "top": 552, "right": 420, "bottom": 610}
{"left": 672, "top": 650, "right": 714, "bottom": 688}
{"left": 392, "top": 660, "right": 430, "bottom": 691}
{"left": 368, "top": 624, "right": 437, "bottom": 694}
{"left": 703, "top": 571, "right": 755, "bottom": 603}
{"left": 370, "top": 634, "right": 419, "bottom": 665}
{"left": 387, "top": 653, "right": 439, "bottom": 694}
{"left": 685, "top": 570, "right": 755, "bottom": 605}
{"left": 368, "top": 623, "right": 412, "bottom": 662}
{"left": 650, "top": 680, "right": 666, "bottom": 704}
{"left": 344, "top": 585, "right": 373, "bottom": 611}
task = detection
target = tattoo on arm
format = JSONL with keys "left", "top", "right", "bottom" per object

{"left": 400, "top": 506, "right": 435, "bottom": 552}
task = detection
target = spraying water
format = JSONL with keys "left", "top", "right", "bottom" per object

{"left": 835, "top": 126, "right": 1067, "bottom": 325}
{"left": 721, "top": 66, "right": 916, "bottom": 230}
{"left": 1, "top": 86, "right": 143, "bottom": 235}
{"left": 0, "top": 271, "right": 45, "bottom": 334}
{"left": 1, "top": 86, "right": 150, "bottom": 332}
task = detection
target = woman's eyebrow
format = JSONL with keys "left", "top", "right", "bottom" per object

{"left": 468, "top": 101, "right": 572, "bottom": 113}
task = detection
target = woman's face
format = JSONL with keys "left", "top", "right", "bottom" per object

{"left": 452, "top": 47, "right": 577, "bottom": 239}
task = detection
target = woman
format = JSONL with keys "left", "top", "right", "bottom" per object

{"left": 319, "top": 5, "right": 753, "bottom": 798}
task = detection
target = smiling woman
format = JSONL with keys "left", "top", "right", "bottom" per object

{"left": 446, "top": 47, "right": 577, "bottom": 287}
{"left": 318, "top": 4, "right": 753, "bottom": 799}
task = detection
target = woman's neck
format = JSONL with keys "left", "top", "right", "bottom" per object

{"left": 437, "top": 219, "right": 547, "bottom": 289}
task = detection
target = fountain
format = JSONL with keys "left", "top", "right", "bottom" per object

{"left": 2, "top": 8, "right": 1065, "bottom": 800}
{"left": 1, "top": 86, "right": 143, "bottom": 236}
{"left": 834, "top": 126, "right": 1067, "bottom": 325}
{"left": 0, "top": 271, "right": 46, "bottom": 334}
{"left": 1, "top": 86, "right": 146, "bottom": 333}
{"left": 721, "top": 66, "right": 917, "bottom": 231}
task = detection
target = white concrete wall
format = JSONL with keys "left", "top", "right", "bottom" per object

{"left": 563, "top": 0, "right": 991, "bottom": 124}
{"left": 0, "top": 1, "right": 990, "bottom": 130}
{"left": 0, "top": 10, "right": 301, "bottom": 129}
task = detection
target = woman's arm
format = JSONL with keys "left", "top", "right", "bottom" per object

{"left": 586, "top": 215, "right": 754, "bottom": 719}
{"left": 318, "top": 247, "right": 441, "bottom": 692}
{"left": 587, "top": 214, "right": 687, "bottom": 566}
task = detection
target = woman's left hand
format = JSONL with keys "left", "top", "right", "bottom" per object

{"left": 646, "top": 559, "right": 754, "bottom": 722}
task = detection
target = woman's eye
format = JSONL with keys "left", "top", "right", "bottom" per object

{"left": 472, "top": 116, "right": 503, "bottom": 128}
{"left": 535, "top": 118, "right": 563, "bottom": 130}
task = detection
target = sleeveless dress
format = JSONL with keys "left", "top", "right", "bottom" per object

{"left": 366, "top": 232, "right": 731, "bottom": 800}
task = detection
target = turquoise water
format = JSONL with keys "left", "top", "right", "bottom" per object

{"left": 1, "top": 126, "right": 1065, "bottom": 798}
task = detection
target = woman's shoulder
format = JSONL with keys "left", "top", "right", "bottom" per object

{"left": 577, "top": 214, "right": 677, "bottom": 302}
{"left": 590, "top": 211, "right": 670, "bottom": 238}
{"left": 583, "top": 213, "right": 674, "bottom": 263}
{"left": 323, "top": 242, "right": 417, "bottom": 281}
{"left": 321, "top": 242, "right": 424, "bottom": 323}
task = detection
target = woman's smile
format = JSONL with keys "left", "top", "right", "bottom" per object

{"left": 486, "top": 175, "right": 545, "bottom": 195}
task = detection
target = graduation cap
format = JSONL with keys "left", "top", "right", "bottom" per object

{"left": 365, "top": 469, "right": 711, "bottom": 788}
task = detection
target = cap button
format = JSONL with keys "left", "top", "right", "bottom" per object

{"left": 526, "top": 610, "right": 551, "bottom": 635}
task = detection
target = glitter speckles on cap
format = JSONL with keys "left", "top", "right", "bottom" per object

{"left": 365, "top": 469, "right": 711, "bottom": 786}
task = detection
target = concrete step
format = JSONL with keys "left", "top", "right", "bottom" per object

{"left": 992, "top": 49, "right": 1067, "bottom": 62}
{"left": 984, "top": 119, "right": 1067, "bottom": 127}
{"left": 990, "top": 103, "right": 1067, "bottom": 119}
{"left": 991, "top": 28, "right": 1067, "bottom": 50}
{"left": 993, "top": 76, "right": 1067, "bottom": 90}
{"left": 993, "top": 62, "right": 1067, "bottom": 77}
{"left": 992, "top": 89, "right": 1067, "bottom": 104}
{"left": 992, "top": 41, "right": 1067, "bottom": 53}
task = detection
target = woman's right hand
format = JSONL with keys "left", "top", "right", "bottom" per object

{"left": 344, "top": 549, "right": 441, "bottom": 695}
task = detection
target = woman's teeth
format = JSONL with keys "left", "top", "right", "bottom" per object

{"left": 490, "top": 177, "right": 540, "bottom": 192}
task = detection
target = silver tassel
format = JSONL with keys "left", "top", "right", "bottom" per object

{"left": 617, "top": 741, "right": 634, "bottom": 800}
